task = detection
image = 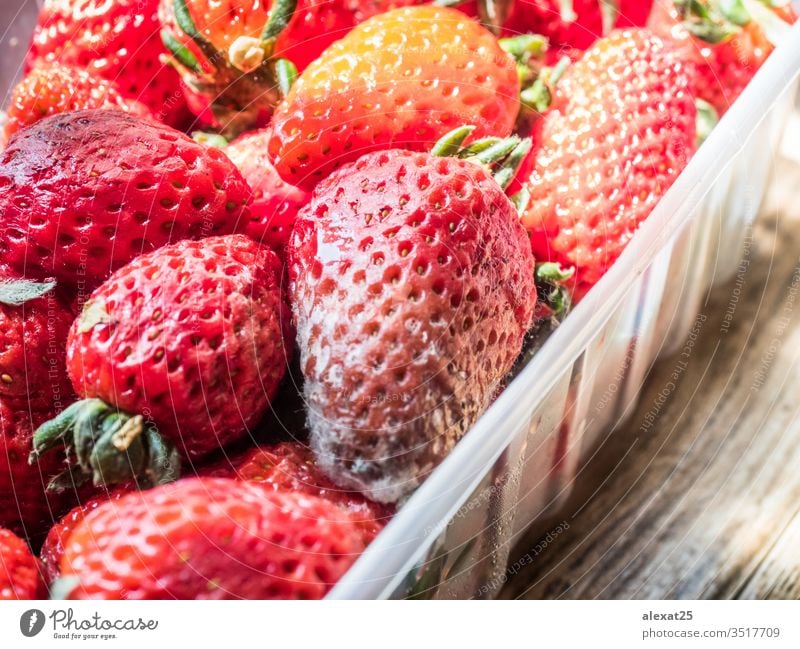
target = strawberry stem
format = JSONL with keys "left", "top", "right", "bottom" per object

{"left": 30, "top": 399, "right": 181, "bottom": 492}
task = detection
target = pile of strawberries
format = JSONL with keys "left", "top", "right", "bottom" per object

{"left": 0, "top": 0, "right": 794, "bottom": 600}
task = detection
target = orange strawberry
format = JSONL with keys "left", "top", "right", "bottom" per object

{"left": 268, "top": 6, "right": 521, "bottom": 190}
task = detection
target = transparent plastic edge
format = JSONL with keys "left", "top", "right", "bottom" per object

{"left": 328, "top": 22, "right": 800, "bottom": 600}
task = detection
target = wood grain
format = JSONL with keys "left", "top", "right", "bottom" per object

{"left": 501, "top": 147, "right": 800, "bottom": 600}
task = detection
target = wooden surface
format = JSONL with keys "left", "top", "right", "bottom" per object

{"left": 501, "top": 117, "right": 800, "bottom": 600}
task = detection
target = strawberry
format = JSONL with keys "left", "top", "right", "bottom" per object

{"left": 27, "top": 0, "right": 189, "bottom": 127}
{"left": 1, "top": 401, "right": 66, "bottom": 539}
{"left": 40, "top": 487, "right": 129, "bottom": 584}
{"left": 225, "top": 128, "right": 310, "bottom": 256}
{"left": 268, "top": 6, "right": 521, "bottom": 190}
{"left": 0, "top": 528, "right": 45, "bottom": 600}
{"left": 33, "top": 235, "right": 292, "bottom": 489}
{"left": 3, "top": 62, "right": 149, "bottom": 144}
{"left": 503, "top": 0, "right": 606, "bottom": 49}
{"left": 0, "top": 110, "right": 252, "bottom": 295}
{"left": 649, "top": 0, "right": 797, "bottom": 115}
{"left": 158, "top": 0, "right": 428, "bottom": 130}
{"left": 517, "top": 29, "right": 696, "bottom": 290}
{"left": 288, "top": 144, "right": 536, "bottom": 502}
{"left": 0, "top": 279, "right": 75, "bottom": 413}
{"left": 205, "top": 442, "right": 394, "bottom": 544}
{"left": 617, "top": 0, "right": 655, "bottom": 27}
{"left": 59, "top": 477, "right": 364, "bottom": 599}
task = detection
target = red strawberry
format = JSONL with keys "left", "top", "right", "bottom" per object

{"left": 27, "top": 0, "right": 189, "bottom": 127}
{"left": 3, "top": 62, "right": 149, "bottom": 143}
{"left": 0, "top": 528, "right": 45, "bottom": 600}
{"left": 518, "top": 29, "right": 696, "bottom": 290}
{"left": 60, "top": 477, "right": 364, "bottom": 599}
{"left": 649, "top": 0, "right": 797, "bottom": 115}
{"left": 33, "top": 235, "right": 292, "bottom": 489}
{"left": 289, "top": 147, "right": 536, "bottom": 502}
{"left": 225, "top": 129, "right": 310, "bottom": 256}
{"left": 268, "top": 6, "right": 521, "bottom": 190}
{"left": 206, "top": 442, "right": 394, "bottom": 544}
{"left": 40, "top": 487, "right": 129, "bottom": 584}
{"left": 1, "top": 401, "right": 66, "bottom": 539}
{"left": 0, "top": 280, "right": 75, "bottom": 413}
{"left": 0, "top": 110, "right": 252, "bottom": 295}
{"left": 503, "top": 0, "right": 606, "bottom": 49}
{"left": 617, "top": 0, "right": 654, "bottom": 27}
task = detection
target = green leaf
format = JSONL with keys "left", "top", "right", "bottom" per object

{"left": 162, "top": 29, "right": 202, "bottom": 73}
{"left": 275, "top": 58, "right": 299, "bottom": 97}
{"left": 494, "top": 138, "right": 532, "bottom": 190}
{"left": 261, "top": 0, "right": 299, "bottom": 43}
{"left": 720, "top": 0, "right": 752, "bottom": 25}
{"left": 173, "top": 0, "right": 201, "bottom": 39}
{"left": 0, "top": 278, "right": 56, "bottom": 306}
{"left": 431, "top": 125, "right": 476, "bottom": 157}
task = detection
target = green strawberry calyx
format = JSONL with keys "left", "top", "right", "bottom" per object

{"left": 535, "top": 262, "right": 575, "bottom": 320}
{"left": 676, "top": 0, "right": 793, "bottom": 45}
{"left": 29, "top": 399, "right": 181, "bottom": 492}
{"left": 520, "top": 55, "right": 571, "bottom": 114}
{"left": 696, "top": 98, "right": 720, "bottom": 146}
{"left": 430, "top": 125, "right": 532, "bottom": 190}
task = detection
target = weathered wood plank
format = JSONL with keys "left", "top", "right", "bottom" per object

{"left": 501, "top": 153, "right": 800, "bottom": 600}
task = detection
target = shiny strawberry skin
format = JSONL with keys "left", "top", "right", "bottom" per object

{"left": 205, "top": 442, "right": 394, "bottom": 544}
{"left": 503, "top": 0, "right": 605, "bottom": 49}
{"left": 67, "top": 235, "right": 292, "bottom": 460}
{"left": 27, "top": 0, "right": 189, "bottom": 127}
{"left": 520, "top": 29, "right": 696, "bottom": 289}
{"left": 0, "top": 110, "right": 252, "bottom": 294}
{"left": 61, "top": 477, "right": 364, "bottom": 599}
{"left": 3, "top": 62, "right": 149, "bottom": 143}
{"left": 617, "top": 0, "right": 654, "bottom": 28}
{"left": 269, "top": 6, "right": 520, "bottom": 190}
{"left": 1, "top": 401, "right": 67, "bottom": 539}
{"left": 225, "top": 129, "right": 310, "bottom": 257}
{"left": 40, "top": 487, "right": 129, "bottom": 584}
{"left": 0, "top": 289, "right": 75, "bottom": 413}
{"left": 649, "top": 1, "right": 797, "bottom": 115}
{"left": 289, "top": 150, "right": 536, "bottom": 502}
{"left": 273, "top": 0, "right": 425, "bottom": 71}
{"left": 0, "top": 528, "right": 45, "bottom": 600}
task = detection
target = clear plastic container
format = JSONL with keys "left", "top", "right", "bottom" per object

{"left": 3, "top": 0, "right": 799, "bottom": 601}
